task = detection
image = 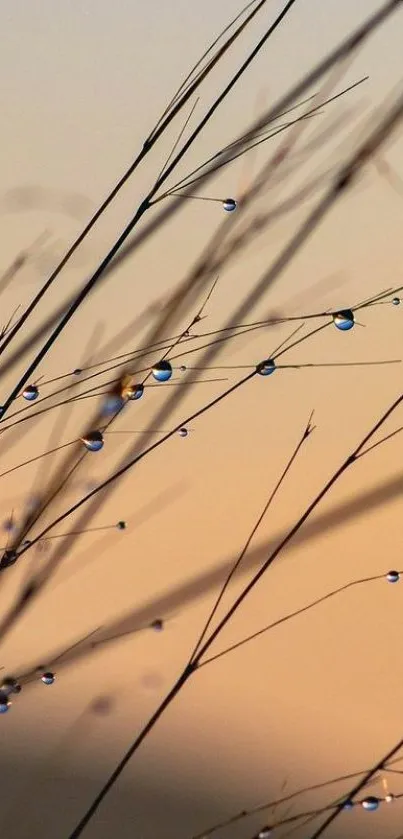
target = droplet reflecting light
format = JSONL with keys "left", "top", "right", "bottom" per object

{"left": 392, "top": 297, "right": 401, "bottom": 306}
{"left": 81, "top": 431, "right": 104, "bottom": 452}
{"left": 41, "top": 672, "right": 55, "bottom": 685}
{"left": 256, "top": 358, "right": 276, "bottom": 376}
{"left": 332, "top": 309, "right": 355, "bottom": 331}
{"left": 362, "top": 796, "right": 379, "bottom": 811}
{"left": 223, "top": 198, "right": 237, "bottom": 212}
{"left": 116, "top": 521, "right": 127, "bottom": 530}
{"left": 23, "top": 384, "right": 39, "bottom": 401}
{"left": 387, "top": 570, "right": 400, "bottom": 583}
{"left": 257, "top": 827, "right": 272, "bottom": 839}
{"left": 0, "top": 692, "right": 10, "bottom": 713}
{"left": 124, "top": 383, "right": 144, "bottom": 400}
{"left": 151, "top": 619, "right": 164, "bottom": 632}
{"left": 178, "top": 427, "right": 188, "bottom": 438}
{"left": 152, "top": 361, "right": 173, "bottom": 382}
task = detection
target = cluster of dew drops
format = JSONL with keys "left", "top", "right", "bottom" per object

{"left": 0, "top": 202, "right": 242, "bottom": 697}
{"left": 20, "top": 307, "right": 371, "bottom": 439}
{"left": 22, "top": 360, "right": 190, "bottom": 454}
{"left": 0, "top": 516, "right": 167, "bottom": 712}
{"left": 17, "top": 196, "right": 235, "bottom": 428}
{"left": 253, "top": 791, "right": 396, "bottom": 839}
{"left": 0, "top": 670, "right": 55, "bottom": 714}
{"left": 8, "top": 202, "right": 402, "bottom": 719}
{"left": 18, "top": 212, "right": 401, "bottom": 445}
{"left": 0, "top": 570, "right": 399, "bottom": 715}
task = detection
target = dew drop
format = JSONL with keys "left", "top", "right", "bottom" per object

{"left": 0, "top": 691, "right": 10, "bottom": 714}
{"left": 23, "top": 384, "right": 39, "bottom": 401}
{"left": 386, "top": 570, "right": 400, "bottom": 583}
{"left": 222, "top": 198, "right": 237, "bottom": 212}
{"left": 73, "top": 368, "right": 83, "bottom": 375}
{"left": 116, "top": 521, "right": 127, "bottom": 530}
{"left": 385, "top": 794, "right": 394, "bottom": 803}
{"left": 125, "top": 383, "right": 144, "bottom": 400}
{"left": 392, "top": 297, "right": 400, "bottom": 306}
{"left": 178, "top": 427, "right": 188, "bottom": 438}
{"left": 180, "top": 365, "right": 187, "bottom": 372}
{"left": 332, "top": 309, "right": 355, "bottom": 331}
{"left": 257, "top": 827, "right": 272, "bottom": 838}
{"left": 362, "top": 796, "right": 379, "bottom": 811}
{"left": 343, "top": 800, "right": 354, "bottom": 810}
{"left": 150, "top": 619, "right": 164, "bottom": 632}
{"left": 81, "top": 431, "right": 104, "bottom": 452}
{"left": 256, "top": 358, "right": 276, "bottom": 376}
{"left": 41, "top": 672, "right": 55, "bottom": 685}
{"left": 152, "top": 360, "right": 173, "bottom": 382}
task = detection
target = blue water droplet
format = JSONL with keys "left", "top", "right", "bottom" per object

{"left": 332, "top": 310, "right": 355, "bottom": 331}
{"left": 41, "top": 672, "right": 55, "bottom": 685}
{"left": 362, "top": 796, "right": 379, "bottom": 811}
{"left": 152, "top": 361, "right": 172, "bottom": 382}
{"left": 81, "top": 431, "right": 104, "bottom": 452}
{"left": 125, "top": 383, "right": 144, "bottom": 400}
{"left": 257, "top": 358, "right": 276, "bottom": 376}
{"left": 223, "top": 198, "right": 237, "bottom": 212}
{"left": 0, "top": 692, "right": 10, "bottom": 714}
{"left": 23, "top": 384, "right": 39, "bottom": 401}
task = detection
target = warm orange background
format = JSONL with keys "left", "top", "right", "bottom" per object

{"left": 0, "top": 1, "right": 403, "bottom": 837}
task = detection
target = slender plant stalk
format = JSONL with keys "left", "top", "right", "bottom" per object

{"left": 0, "top": 0, "right": 276, "bottom": 361}
{"left": 0, "top": 1, "right": 396, "bottom": 385}
{"left": 64, "top": 385, "right": 403, "bottom": 836}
